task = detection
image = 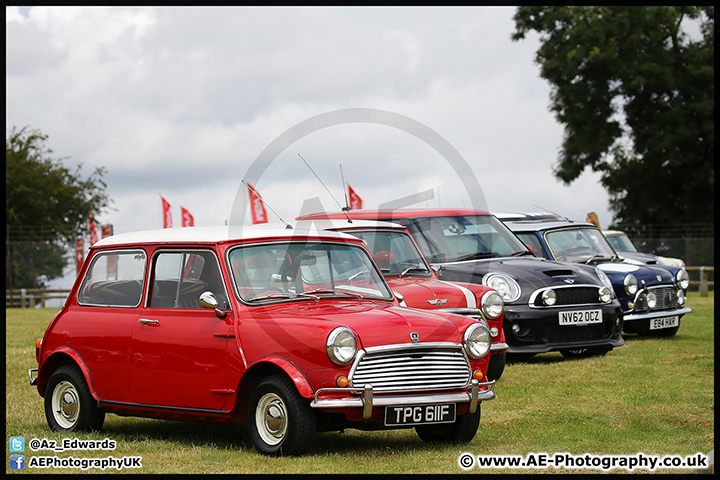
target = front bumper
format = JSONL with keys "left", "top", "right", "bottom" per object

{"left": 503, "top": 303, "right": 624, "bottom": 354}
{"left": 310, "top": 379, "right": 495, "bottom": 420}
{"left": 29, "top": 368, "right": 38, "bottom": 386}
{"left": 623, "top": 306, "right": 693, "bottom": 322}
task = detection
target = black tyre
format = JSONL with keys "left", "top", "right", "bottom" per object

{"left": 247, "top": 375, "right": 316, "bottom": 456}
{"left": 44, "top": 365, "right": 105, "bottom": 432}
{"left": 415, "top": 407, "right": 481, "bottom": 444}
{"left": 486, "top": 352, "right": 506, "bottom": 381}
{"left": 560, "top": 346, "right": 611, "bottom": 359}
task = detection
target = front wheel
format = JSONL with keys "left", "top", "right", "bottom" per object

{"left": 415, "top": 407, "right": 481, "bottom": 444}
{"left": 247, "top": 375, "right": 316, "bottom": 456}
{"left": 486, "top": 352, "right": 506, "bottom": 381}
{"left": 44, "top": 365, "right": 105, "bottom": 432}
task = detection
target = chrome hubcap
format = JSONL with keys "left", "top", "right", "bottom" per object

{"left": 255, "top": 393, "right": 287, "bottom": 446}
{"left": 53, "top": 381, "right": 79, "bottom": 429}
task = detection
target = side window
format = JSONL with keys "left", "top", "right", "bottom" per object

{"left": 150, "top": 251, "right": 227, "bottom": 309}
{"left": 77, "top": 250, "right": 147, "bottom": 307}
{"left": 516, "top": 234, "right": 547, "bottom": 259}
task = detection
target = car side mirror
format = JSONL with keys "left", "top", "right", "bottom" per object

{"left": 199, "top": 291, "right": 227, "bottom": 319}
{"left": 431, "top": 265, "right": 442, "bottom": 277}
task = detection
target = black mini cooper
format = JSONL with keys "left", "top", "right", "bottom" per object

{"left": 298, "top": 208, "right": 625, "bottom": 360}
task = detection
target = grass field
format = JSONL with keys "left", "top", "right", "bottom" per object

{"left": 6, "top": 293, "right": 714, "bottom": 474}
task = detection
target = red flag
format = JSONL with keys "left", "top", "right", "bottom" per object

{"left": 181, "top": 206, "right": 194, "bottom": 227}
{"left": 246, "top": 182, "right": 268, "bottom": 224}
{"left": 161, "top": 196, "right": 172, "bottom": 228}
{"left": 348, "top": 184, "right": 363, "bottom": 210}
{"left": 75, "top": 238, "right": 84, "bottom": 274}
{"left": 88, "top": 216, "right": 99, "bottom": 245}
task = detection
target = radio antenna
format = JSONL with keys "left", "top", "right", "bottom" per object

{"left": 298, "top": 154, "right": 352, "bottom": 223}
{"left": 242, "top": 179, "right": 293, "bottom": 229}
{"left": 339, "top": 164, "right": 350, "bottom": 212}
{"left": 532, "top": 204, "right": 571, "bottom": 222}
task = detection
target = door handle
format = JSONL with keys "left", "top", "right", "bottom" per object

{"left": 139, "top": 318, "right": 159, "bottom": 325}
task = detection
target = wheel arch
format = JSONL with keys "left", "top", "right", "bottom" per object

{"left": 38, "top": 348, "right": 95, "bottom": 399}
{"left": 230, "top": 356, "right": 314, "bottom": 424}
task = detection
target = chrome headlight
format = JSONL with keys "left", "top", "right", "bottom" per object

{"left": 594, "top": 267, "right": 613, "bottom": 290}
{"left": 464, "top": 323, "right": 491, "bottom": 359}
{"left": 677, "top": 289, "right": 685, "bottom": 306}
{"left": 481, "top": 290, "right": 504, "bottom": 319}
{"left": 541, "top": 289, "right": 557, "bottom": 306}
{"left": 676, "top": 269, "right": 690, "bottom": 290}
{"left": 483, "top": 274, "right": 521, "bottom": 302}
{"left": 646, "top": 291, "right": 657, "bottom": 309}
{"left": 599, "top": 286, "right": 613, "bottom": 303}
{"left": 624, "top": 274, "right": 638, "bottom": 295}
{"left": 326, "top": 327, "right": 357, "bottom": 366}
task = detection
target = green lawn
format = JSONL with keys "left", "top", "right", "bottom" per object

{"left": 6, "top": 293, "right": 714, "bottom": 474}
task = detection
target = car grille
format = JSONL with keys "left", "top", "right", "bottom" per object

{"left": 635, "top": 286, "right": 679, "bottom": 311}
{"left": 531, "top": 286, "right": 600, "bottom": 307}
{"left": 542, "top": 322, "right": 611, "bottom": 343}
{"left": 349, "top": 345, "right": 471, "bottom": 392}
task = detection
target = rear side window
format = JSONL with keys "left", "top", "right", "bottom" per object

{"left": 77, "top": 250, "right": 147, "bottom": 307}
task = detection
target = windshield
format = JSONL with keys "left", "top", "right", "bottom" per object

{"left": 340, "top": 229, "right": 431, "bottom": 277}
{"left": 398, "top": 215, "right": 530, "bottom": 263}
{"left": 228, "top": 241, "right": 393, "bottom": 303}
{"left": 544, "top": 228, "right": 617, "bottom": 262}
{"left": 606, "top": 233, "right": 638, "bottom": 252}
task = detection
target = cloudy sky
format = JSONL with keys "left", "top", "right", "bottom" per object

{"left": 7, "top": 6, "right": 616, "bottom": 240}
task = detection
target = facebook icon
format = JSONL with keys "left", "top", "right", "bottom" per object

{"left": 10, "top": 455, "right": 25, "bottom": 470}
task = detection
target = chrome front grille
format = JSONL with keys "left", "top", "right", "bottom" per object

{"left": 529, "top": 285, "right": 601, "bottom": 307}
{"left": 349, "top": 344, "right": 471, "bottom": 392}
{"left": 635, "top": 286, "right": 678, "bottom": 311}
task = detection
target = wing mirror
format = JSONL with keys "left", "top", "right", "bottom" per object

{"left": 199, "top": 291, "right": 227, "bottom": 319}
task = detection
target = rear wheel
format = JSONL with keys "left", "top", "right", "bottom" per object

{"left": 247, "top": 375, "right": 316, "bottom": 456}
{"left": 415, "top": 407, "right": 481, "bottom": 444}
{"left": 44, "top": 365, "right": 105, "bottom": 432}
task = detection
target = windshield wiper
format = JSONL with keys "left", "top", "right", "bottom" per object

{"left": 584, "top": 254, "right": 613, "bottom": 264}
{"left": 335, "top": 289, "right": 364, "bottom": 300}
{"left": 399, "top": 265, "right": 429, "bottom": 277}
{"left": 455, "top": 252, "right": 499, "bottom": 261}
{"left": 245, "top": 292, "right": 293, "bottom": 302}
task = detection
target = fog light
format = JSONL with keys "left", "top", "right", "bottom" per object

{"left": 473, "top": 370, "right": 484, "bottom": 382}
{"left": 490, "top": 327, "right": 499, "bottom": 337}
{"left": 336, "top": 376, "right": 349, "bottom": 388}
{"left": 542, "top": 289, "right": 556, "bottom": 306}
{"left": 511, "top": 323, "right": 521, "bottom": 334}
{"left": 646, "top": 292, "right": 657, "bottom": 309}
{"left": 677, "top": 289, "right": 685, "bottom": 306}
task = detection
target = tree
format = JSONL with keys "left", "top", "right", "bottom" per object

{"left": 512, "top": 6, "right": 714, "bottom": 227}
{"left": 6, "top": 126, "right": 111, "bottom": 289}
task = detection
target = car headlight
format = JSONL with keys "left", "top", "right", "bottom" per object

{"left": 624, "top": 274, "right": 638, "bottom": 295}
{"left": 599, "top": 286, "right": 613, "bottom": 303}
{"left": 594, "top": 267, "right": 613, "bottom": 290}
{"left": 676, "top": 289, "right": 685, "bottom": 306}
{"left": 464, "top": 323, "right": 491, "bottom": 359}
{"left": 541, "top": 289, "right": 556, "bottom": 306}
{"left": 676, "top": 269, "right": 690, "bottom": 290}
{"left": 482, "top": 274, "right": 521, "bottom": 302}
{"left": 326, "top": 327, "right": 357, "bottom": 366}
{"left": 646, "top": 291, "right": 657, "bottom": 309}
{"left": 481, "top": 290, "right": 504, "bottom": 319}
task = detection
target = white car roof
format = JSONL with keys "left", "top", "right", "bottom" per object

{"left": 294, "top": 218, "right": 407, "bottom": 231}
{"left": 92, "top": 224, "right": 359, "bottom": 248}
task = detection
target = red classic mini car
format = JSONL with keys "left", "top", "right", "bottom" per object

{"left": 296, "top": 218, "right": 508, "bottom": 381}
{"left": 29, "top": 226, "right": 495, "bottom": 456}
